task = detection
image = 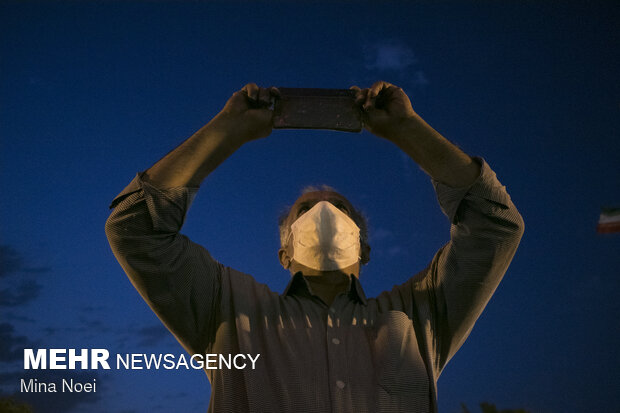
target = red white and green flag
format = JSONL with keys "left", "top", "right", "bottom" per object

{"left": 597, "top": 207, "right": 620, "bottom": 233}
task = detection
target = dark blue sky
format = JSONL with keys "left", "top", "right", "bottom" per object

{"left": 1, "top": 1, "right": 618, "bottom": 412}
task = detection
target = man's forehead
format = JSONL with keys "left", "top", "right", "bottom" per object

{"left": 292, "top": 191, "right": 352, "bottom": 208}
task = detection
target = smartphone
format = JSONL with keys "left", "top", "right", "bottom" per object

{"left": 272, "top": 88, "right": 362, "bottom": 132}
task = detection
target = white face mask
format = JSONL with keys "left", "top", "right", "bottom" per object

{"left": 288, "top": 201, "right": 361, "bottom": 271}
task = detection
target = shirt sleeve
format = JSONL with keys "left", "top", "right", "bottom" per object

{"left": 104, "top": 173, "right": 222, "bottom": 355}
{"left": 403, "top": 157, "right": 525, "bottom": 378}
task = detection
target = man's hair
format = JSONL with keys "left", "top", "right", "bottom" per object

{"left": 278, "top": 185, "right": 370, "bottom": 263}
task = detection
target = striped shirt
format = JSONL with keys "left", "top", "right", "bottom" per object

{"left": 105, "top": 157, "right": 524, "bottom": 413}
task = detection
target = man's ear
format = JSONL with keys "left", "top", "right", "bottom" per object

{"left": 278, "top": 248, "right": 291, "bottom": 269}
{"left": 360, "top": 244, "right": 371, "bottom": 265}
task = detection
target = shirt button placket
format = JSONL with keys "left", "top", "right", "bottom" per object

{"left": 327, "top": 302, "right": 347, "bottom": 410}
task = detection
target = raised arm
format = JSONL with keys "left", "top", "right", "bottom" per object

{"left": 105, "top": 84, "right": 278, "bottom": 354}
{"left": 353, "top": 82, "right": 524, "bottom": 376}
{"left": 351, "top": 81, "right": 480, "bottom": 187}
{"left": 145, "top": 83, "right": 280, "bottom": 188}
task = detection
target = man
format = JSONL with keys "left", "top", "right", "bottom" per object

{"left": 105, "top": 81, "right": 524, "bottom": 412}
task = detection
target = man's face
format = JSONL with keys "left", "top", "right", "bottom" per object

{"left": 279, "top": 190, "right": 370, "bottom": 275}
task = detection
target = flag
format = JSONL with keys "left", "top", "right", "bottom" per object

{"left": 597, "top": 207, "right": 620, "bottom": 233}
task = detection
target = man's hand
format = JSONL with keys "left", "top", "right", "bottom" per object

{"left": 350, "top": 81, "right": 416, "bottom": 142}
{"left": 214, "top": 83, "right": 280, "bottom": 145}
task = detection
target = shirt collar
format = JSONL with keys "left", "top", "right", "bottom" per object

{"left": 283, "top": 271, "right": 368, "bottom": 306}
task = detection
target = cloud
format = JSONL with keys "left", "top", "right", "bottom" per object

{"left": 0, "top": 247, "right": 103, "bottom": 412}
{"left": 0, "top": 321, "right": 103, "bottom": 412}
{"left": 0, "top": 245, "right": 50, "bottom": 308}
{"left": 368, "top": 227, "right": 406, "bottom": 258}
{"left": 0, "top": 245, "right": 51, "bottom": 278}
{"left": 370, "top": 227, "right": 394, "bottom": 242}
{"left": 136, "top": 324, "right": 170, "bottom": 347}
{"left": 3, "top": 313, "right": 36, "bottom": 323}
{"left": 362, "top": 39, "right": 429, "bottom": 87}
{"left": 387, "top": 246, "right": 404, "bottom": 257}
{"left": 0, "top": 280, "right": 42, "bottom": 308}
{"left": 0, "top": 322, "right": 39, "bottom": 363}
{"left": 365, "top": 40, "right": 417, "bottom": 71}
{"left": 0, "top": 323, "right": 103, "bottom": 413}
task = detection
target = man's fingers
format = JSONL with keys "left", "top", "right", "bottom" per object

{"left": 241, "top": 83, "right": 279, "bottom": 108}
{"left": 242, "top": 83, "right": 259, "bottom": 101}
{"left": 364, "top": 89, "right": 376, "bottom": 111}
{"left": 373, "top": 81, "right": 404, "bottom": 109}
{"left": 269, "top": 86, "right": 281, "bottom": 98}
{"left": 370, "top": 80, "right": 393, "bottom": 93}
{"left": 258, "top": 87, "right": 272, "bottom": 106}
{"left": 349, "top": 85, "right": 362, "bottom": 98}
{"left": 368, "top": 81, "right": 392, "bottom": 101}
{"left": 350, "top": 86, "right": 367, "bottom": 105}
{"left": 362, "top": 81, "right": 386, "bottom": 110}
